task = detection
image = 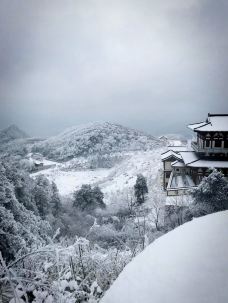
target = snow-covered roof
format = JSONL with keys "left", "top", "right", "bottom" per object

{"left": 101, "top": 211, "right": 228, "bottom": 303}
{"left": 177, "top": 151, "right": 228, "bottom": 168}
{"left": 179, "top": 151, "right": 199, "bottom": 165}
{"left": 159, "top": 135, "right": 168, "bottom": 140}
{"left": 171, "top": 160, "right": 185, "bottom": 167}
{"left": 168, "top": 173, "right": 195, "bottom": 189}
{"left": 188, "top": 160, "right": 228, "bottom": 168}
{"left": 187, "top": 121, "right": 207, "bottom": 130}
{"left": 167, "top": 145, "right": 193, "bottom": 152}
{"left": 34, "top": 160, "right": 43, "bottom": 165}
{"left": 166, "top": 171, "right": 195, "bottom": 190}
{"left": 188, "top": 114, "right": 228, "bottom": 132}
{"left": 161, "top": 150, "right": 182, "bottom": 161}
{"left": 172, "top": 175, "right": 185, "bottom": 187}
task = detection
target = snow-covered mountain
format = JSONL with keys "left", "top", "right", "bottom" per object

{"left": 162, "top": 133, "right": 187, "bottom": 141}
{"left": 101, "top": 211, "right": 228, "bottom": 303}
{"left": 32, "top": 122, "right": 164, "bottom": 161}
{"left": 0, "top": 124, "right": 28, "bottom": 143}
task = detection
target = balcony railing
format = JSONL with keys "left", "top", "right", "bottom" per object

{"left": 191, "top": 141, "right": 228, "bottom": 153}
{"left": 191, "top": 141, "right": 198, "bottom": 151}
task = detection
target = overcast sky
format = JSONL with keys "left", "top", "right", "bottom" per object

{"left": 0, "top": 0, "right": 228, "bottom": 137}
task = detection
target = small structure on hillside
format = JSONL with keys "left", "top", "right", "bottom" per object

{"left": 161, "top": 113, "right": 228, "bottom": 196}
{"left": 34, "top": 160, "right": 44, "bottom": 169}
{"left": 26, "top": 153, "right": 57, "bottom": 172}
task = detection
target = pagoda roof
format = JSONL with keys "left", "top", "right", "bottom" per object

{"left": 161, "top": 150, "right": 182, "bottom": 161}
{"left": 167, "top": 145, "right": 193, "bottom": 152}
{"left": 188, "top": 122, "right": 208, "bottom": 131}
{"left": 171, "top": 160, "right": 186, "bottom": 167}
{"left": 187, "top": 159, "right": 228, "bottom": 168}
{"left": 177, "top": 151, "right": 228, "bottom": 168}
{"left": 179, "top": 151, "right": 199, "bottom": 165}
{"left": 187, "top": 114, "right": 228, "bottom": 132}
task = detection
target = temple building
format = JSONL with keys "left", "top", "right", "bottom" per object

{"left": 161, "top": 114, "right": 228, "bottom": 196}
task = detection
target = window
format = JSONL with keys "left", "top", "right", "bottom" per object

{"left": 224, "top": 140, "right": 228, "bottom": 149}
{"left": 213, "top": 133, "right": 219, "bottom": 139}
{"left": 214, "top": 140, "right": 222, "bottom": 148}
{"left": 205, "top": 140, "right": 210, "bottom": 147}
{"left": 166, "top": 171, "right": 171, "bottom": 178}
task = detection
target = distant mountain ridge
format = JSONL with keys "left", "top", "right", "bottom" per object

{"left": 0, "top": 124, "right": 28, "bottom": 144}
{"left": 32, "top": 122, "right": 164, "bottom": 161}
{"left": 161, "top": 133, "right": 187, "bottom": 141}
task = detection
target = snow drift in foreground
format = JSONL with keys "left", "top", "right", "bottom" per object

{"left": 101, "top": 211, "right": 228, "bottom": 303}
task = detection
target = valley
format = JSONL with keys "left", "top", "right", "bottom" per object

{"left": 0, "top": 122, "right": 190, "bottom": 303}
{"left": 30, "top": 149, "right": 164, "bottom": 204}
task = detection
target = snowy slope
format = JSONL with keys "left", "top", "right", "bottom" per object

{"left": 0, "top": 125, "right": 46, "bottom": 157}
{"left": 31, "top": 149, "right": 164, "bottom": 203}
{"left": 101, "top": 211, "right": 228, "bottom": 303}
{"left": 32, "top": 122, "right": 163, "bottom": 161}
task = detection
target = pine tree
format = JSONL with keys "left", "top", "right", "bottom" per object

{"left": 191, "top": 169, "right": 228, "bottom": 216}
{"left": 134, "top": 174, "right": 148, "bottom": 204}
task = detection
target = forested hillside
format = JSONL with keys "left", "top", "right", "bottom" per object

{"left": 32, "top": 122, "right": 163, "bottom": 161}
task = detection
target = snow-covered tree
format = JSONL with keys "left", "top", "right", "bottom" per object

{"left": 191, "top": 169, "right": 228, "bottom": 216}
{"left": 0, "top": 237, "right": 132, "bottom": 303}
{"left": 0, "top": 206, "right": 24, "bottom": 260}
{"left": 73, "top": 184, "right": 106, "bottom": 213}
{"left": 3, "top": 162, "right": 38, "bottom": 213}
{"left": 164, "top": 195, "right": 193, "bottom": 230}
{"left": 134, "top": 174, "right": 148, "bottom": 204}
{"left": 150, "top": 191, "right": 165, "bottom": 230}
{"left": 32, "top": 122, "right": 162, "bottom": 161}
{"left": 0, "top": 162, "right": 51, "bottom": 260}
{"left": 33, "top": 175, "right": 52, "bottom": 218}
{"left": 50, "top": 181, "right": 62, "bottom": 217}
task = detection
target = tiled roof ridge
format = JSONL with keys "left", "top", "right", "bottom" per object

{"left": 161, "top": 149, "right": 180, "bottom": 155}
{"left": 208, "top": 113, "right": 228, "bottom": 117}
{"left": 188, "top": 121, "right": 205, "bottom": 126}
{"left": 186, "top": 158, "right": 200, "bottom": 165}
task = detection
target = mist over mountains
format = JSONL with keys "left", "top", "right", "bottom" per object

{"left": 32, "top": 122, "right": 164, "bottom": 161}
{"left": 0, "top": 124, "right": 28, "bottom": 144}
{"left": 0, "top": 121, "right": 165, "bottom": 161}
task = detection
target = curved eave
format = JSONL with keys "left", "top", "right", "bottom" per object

{"left": 187, "top": 122, "right": 208, "bottom": 131}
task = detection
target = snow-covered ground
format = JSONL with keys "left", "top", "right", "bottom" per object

{"left": 31, "top": 148, "right": 164, "bottom": 204}
{"left": 26, "top": 152, "right": 60, "bottom": 167}
{"left": 32, "top": 168, "right": 111, "bottom": 197}
{"left": 101, "top": 211, "right": 228, "bottom": 303}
